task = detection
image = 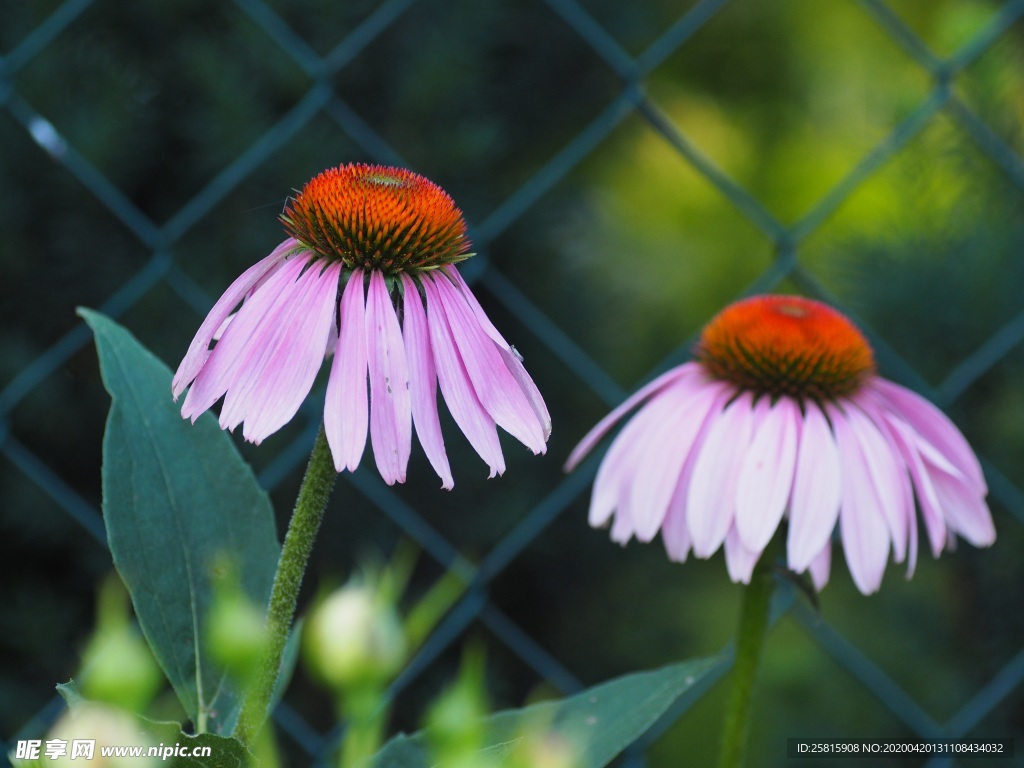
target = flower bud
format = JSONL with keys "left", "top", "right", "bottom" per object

{"left": 207, "top": 591, "right": 267, "bottom": 684}
{"left": 45, "top": 703, "right": 158, "bottom": 768}
{"left": 304, "top": 583, "right": 406, "bottom": 690}
{"left": 79, "top": 577, "right": 163, "bottom": 713}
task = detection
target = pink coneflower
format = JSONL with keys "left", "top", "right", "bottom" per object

{"left": 566, "top": 295, "right": 995, "bottom": 594}
{"left": 173, "top": 163, "right": 550, "bottom": 488}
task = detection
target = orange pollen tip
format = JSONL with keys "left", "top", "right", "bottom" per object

{"left": 694, "top": 295, "right": 876, "bottom": 400}
{"left": 281, "top": 163, "right": 471, "bottom": 274}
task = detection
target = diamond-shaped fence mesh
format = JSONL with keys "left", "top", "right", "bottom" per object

{"left": 3, "top": 0, "right": 1024, "bottom": 766}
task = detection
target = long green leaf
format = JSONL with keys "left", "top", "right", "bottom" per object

{"left": 81, "top": 309, "right": 281, "bottom": 734}
{"left": 370, "top": 655, "right": 721, "bottom": 767}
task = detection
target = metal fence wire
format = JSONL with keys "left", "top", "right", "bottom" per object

{"left": 3, "top": 0, "right": 1024, "bottom": 766}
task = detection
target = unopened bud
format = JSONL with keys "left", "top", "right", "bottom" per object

{"left": 80, "top": 577, "right": 162, "bottom": 713}
{"left": 304, "top": 584, "right": 406, "bottom": 689}
{"left": 48, "top": 703, "right": 158, "bottom": 768}
{"left": 207, "top": 592, "right": 267, "bottom": 683}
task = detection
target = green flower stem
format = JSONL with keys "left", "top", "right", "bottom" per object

{"left": 718, "top": 564, "right": 774, "bottom": 768}
{"left": 236, "top": 424, "right": 337, "bottom": 746}
{"left": 340, "top": 688, "right": 388, "bottom": 768}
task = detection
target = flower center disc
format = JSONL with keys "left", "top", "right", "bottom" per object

{"left": 281, "top": 163, "right": 470, "bottom": 273}
{"left": 694, "top": 295, "right": 876, "bottom": 401}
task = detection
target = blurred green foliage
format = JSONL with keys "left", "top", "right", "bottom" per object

{"left": 3, "top": 0, "right": 1023, "bottom": 766}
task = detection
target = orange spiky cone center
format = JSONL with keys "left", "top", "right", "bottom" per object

{"left": 281, "top": 163, "right": 471, "bottom": 274}
{"left": 694, "top": 295, "right": 876, "bottom": 401}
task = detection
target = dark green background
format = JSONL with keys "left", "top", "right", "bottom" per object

{"left": 2, "top": 0, "right": 1023, "bottom": 765}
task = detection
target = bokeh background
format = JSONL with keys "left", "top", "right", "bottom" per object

{"left": 3, "top": 0, "right": 1024, "bottom": 765}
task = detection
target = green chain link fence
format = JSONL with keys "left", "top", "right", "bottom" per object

{"left": 3, "top": 0, "right": 1024, "bottom": 765}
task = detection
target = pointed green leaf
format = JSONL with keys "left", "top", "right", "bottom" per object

{"left": 370, "top": 655, "right": 722, "bottom": 767}
{"left": 141, "top": 719, "right": 252, "bottom": 768}
{"left": 81, "top": 309, "right": 281, "bottom": 734}
{"left": 56, "top": 679, "right": 86, "bottom": 709}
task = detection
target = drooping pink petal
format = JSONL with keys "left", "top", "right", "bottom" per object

{"left": 400, "top": 274, "right": 453, "bottom": 489}
{"left": 325, "top": 270, "right": 369, "bottom": 473}
{"left": 865, "top": 389, "right": 966, "bottom": 486}
{"left": 630, "top": 381, "right": 729, "bottom": 543}
{"left": 324, "top": 311, "right": 339, "bottom": 358}
{"left": 929, "top": 468, "right": 996, "bottom": 547}
{"left": 210, "top": 255, "right": 295, "bottom": 344}
{"left": 443, "top": 266, "right": 513, "bottom": 349}
{"left": 880, "top": 411, "right": 948, "bottom": 557}
{"left": 498, "top": 346, "right": 551, "bottom": 440}
{"left": 173, "top": 238, "right": 300, "bottom": 398}
{"left": 182, "top": 255, "right": 309, "bottom": 423}
{"left": 217, "top": 258, "right": 317, "bottom": 433}
{"left": 240, "top": 261, "right": 341, "bottom": 443}
{"left": 588, "top": 399, "right": 649, "bottom": 530}
{"left": 442, "top": 267, "right": 551, "bottom": 439}
{"left": 589, "top": 385, "right": 667, "bottom": 536}
{"left": 432, "top": 275, "right": 546, "bottom": 454}
{"left": 829, "top": 404, "right": 890, "bottom": 595}
{"left": 364, "top": 271, "right": 412, "bottom": 485}
{"left": 565, "top": 363, "right": 705, "bottom": 471}
{"left": 724, "top": 525, "right": 760, "bottom": 584}
{"left": 423, "top": 274, "right": 505, "bottom": 477}
{"left": 610, "top": 507, "right": 635, "bottom": 545}
{"left": 661, "top": 472, "right": 693, "bottom": 563}
{"left": 660, "top": 389, "right": 731, "bottom": 562}
{"left": 593, "top": 382, "right": 732, "bottom": 542}
{"left": 868, "top": 378, "right": 986, "bottom": 493}
{"left": 844, "top": 401, "right": 908, "bottom": 564}
{"left": 904, "top": 468, "right": 918, "bottom": 578}
{"left": 212, "top": 313, "right": 235, "bottom": 342}
{"left": 735, "top": 396, "right": 798, "bottom": 553}
{"left": 686, "top": 391, "right": 758, "bottom": 559}
{"left": 604, "top": 385, "right": 698, "bottom": 541}
{"left": 590, "top": 386, "right": 676, "bottom": 536}
{"left": 787, "top": 401, "right": 841, "bottom": 572}
{"left": 808, "top": 542, "right": 832, "bottom": 592}
{"left": 854, "top": 395, "right": 921, "bottom": 570}
{"left": 585, "top": 428, "right": 630, "bottom": 528}
{"left": 217, "top": 259, "right": 326, "bottom": 435}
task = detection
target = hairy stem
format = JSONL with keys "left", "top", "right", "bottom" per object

{"left": 236, "top": 425, "right": 336, "bottom": 746}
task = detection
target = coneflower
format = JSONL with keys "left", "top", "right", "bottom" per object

{"left": 173, "top": 163, "right": 550, "bottom": 488}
